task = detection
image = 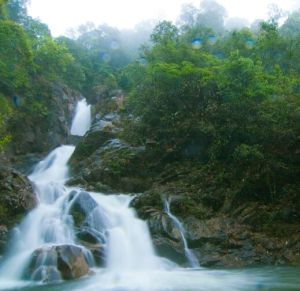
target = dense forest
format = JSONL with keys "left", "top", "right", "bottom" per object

{"left": 0, "top": 0, "right": 300, "bottom": 268}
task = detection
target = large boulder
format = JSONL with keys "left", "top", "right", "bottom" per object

{"left": 26, "top": 244, "right": 91, "bottom": 282}
{"left": 0, "top": 166, "right": 36, "bottom": 253}
{"left": 68, "top": 116, "right": 120, "bottom": 175}
{"left": 67, "top": 108, "right": 152, "bottom": 193}
{"left": 68, "top": 191, "right": 98, "bottom": 227}
{"left": 67, "top": 191, "right": 106, "bottom": 266}
{"left": 68, "top": 136, "right": 150, "bottom": 193}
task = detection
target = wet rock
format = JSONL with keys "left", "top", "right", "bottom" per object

{"left": 31, "top": 265, "right": 61, "bottom": 282}
{"left": 68, "top": 191, "right": 98, "bottom": 227}
{"left": 10, "top": 153, "right": 42, "bottom": 176}
{"left": 27, "top": 244, "right": 91, "bottom": 281}
{"left": 153, "top": 236, "right": 186, "bottom": 265}
{"left": 56, "top": 245, "right": 90, "bottom": 280}
{"left": 0, "top": 166, "right": 36, "bottom": 254}
{"left": 77, "top": 227, "right": 106, "bottom": 266}
{"left": 130, "top": 196, "right": 187, "bottom": 264}
{"left": 67, "top": 191, "right": 107, "bottom": 266}
{"left": 77, "top": 227, "right": 106, "bottom": 245}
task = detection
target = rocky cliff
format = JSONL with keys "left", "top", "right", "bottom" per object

{"left": 8, "top": 83, "right": 82, "bottom": 174}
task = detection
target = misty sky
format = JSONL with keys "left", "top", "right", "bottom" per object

{"left": 27, "top": 0, "right": 300, "bottom": 36}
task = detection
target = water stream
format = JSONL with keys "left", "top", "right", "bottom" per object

{"left": 0, "top": 99, "right": 299, "bottom": 290}
{"left": 164, "top": 200, "right": 200, "bottom": 268}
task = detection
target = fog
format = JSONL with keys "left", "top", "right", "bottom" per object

{"left": 28, "top": 0, "right": 300, "bottom": 37}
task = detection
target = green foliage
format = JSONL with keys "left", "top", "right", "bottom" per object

{"left": 33, "top": 38, "right": 76, "bottom": 82}
{"left": 57, "top": 24, "right": 130, "bottom": 98}
{"left": 0, "top": 94, "right": 12, "bottom": 150}
{"left": 0, "top": 20, "right": 32, "bottom": 93}
{"left": 0, "top": 0, "right": 8, "bottom": 19}
{"left": 122, "top": 12, "right": 300, "bottom": 205}
{"left": 0, "top": 0, "right": 299, "bottom": 208}
{"left": 151, "top": 21, "right": 179, "bottom": 45}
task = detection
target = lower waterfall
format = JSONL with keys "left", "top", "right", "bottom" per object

{"left": 0, "top": 144, "right": 170, "bottom": 287}
{"left": 0, "top": 145, "right": 286, "bottom": 291}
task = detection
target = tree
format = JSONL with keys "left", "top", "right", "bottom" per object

{"left": 0, "top": 93, "right": 12, "bottom": 151}
{"left": 5, "top": 0, "right": 29, "bottom": 23}
{"left": 0, "top": 20, "right": 32, "bottom": 94}
{"left": 151, "top": 21, "right": 179, "bottom": 45}
{"left": 33, "top": 38, "right": 78, "bottom": 83}
{"left": 280, "top": 10, "right": 300, "bottom": 73}
{"left": 0, "top": 0, "right": 8, "bottom": 19}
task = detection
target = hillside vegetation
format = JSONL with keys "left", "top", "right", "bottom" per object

{"left": 0, "top": 0, "right": 299, "bottom": 265}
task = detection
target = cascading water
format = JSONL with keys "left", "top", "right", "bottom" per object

{"left": 0, "top": 98, "right": 169, "bottom": 290}
{"left": 0, "top": 99, "right": 292, "bottom": 291}
{"left": 0, "top": 146, "right": 77, "bottom": 285}
{"left": 164, "top": 199, "right": 200, "bottom": 268}
{"left": 70, "top": 98, "right": 91, "bottom": 136}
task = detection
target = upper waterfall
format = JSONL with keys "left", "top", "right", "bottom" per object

{"left": 70, "top": 98, "right": 91, "bottom": 136}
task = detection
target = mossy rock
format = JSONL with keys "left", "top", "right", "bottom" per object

{"left": 69, "top": 130, "right": 115, "bottom": 173}
{"left": 68, "top": 191, "right": 98, "bottom": 228}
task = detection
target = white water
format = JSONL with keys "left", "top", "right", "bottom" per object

{"left": 89, "top": 193, "right": 163, "bottom": 272}
{"left": 0, "top": 146, "right": 76, "bottom": 286}
{"left": 164, "top": 200, "right": 200, "bottom": 268}
{"left": 70, "top": 98, "right": 91, "bottom": 136}
{"left": 0, "top": 99, "right": 169, "bottom": 290}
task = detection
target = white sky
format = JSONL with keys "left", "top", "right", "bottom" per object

{"left": 27, "top": 0, "right": 300, "bottom": 36}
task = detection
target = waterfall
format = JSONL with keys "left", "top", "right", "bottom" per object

{"left": 70, "top": 98, "right": 91, "bottom": 136}
{"left": 0, "top": 146, "right": 77, "bottom": 283}
{"left": 0, "top": 98, "right": 167, "bottom": 289}
{"left": 164, "top": 199, "right": 200, "bottom": 268}
{"left": 0, "top": 99, "right": 273, "bottom": 291}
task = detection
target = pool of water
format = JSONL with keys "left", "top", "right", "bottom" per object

{"left": 2, "top": 266, "right": 300, "bottom": 291}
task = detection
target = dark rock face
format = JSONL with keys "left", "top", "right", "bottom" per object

{"left": 68, "top": 111, "right": 150, "bottom": 193}
{"left": 26, "top": 244, "right": 91, "bottom": 282}
{"left": 11, "top": 84, "right": 81, "bottom": 157}
{"left": 68, "top": 113, "right": 121, "bottom": 175}
{"left": 131, "top": 193, "right": 189, "bottom": 265}
{"left": 10, "top": 154, "right": 42, "bottom": 176}
{"left": 0, "top": 166, "right": 36, "bottom": 253}
{"left": 132, "top": 191, "right": 300, "bottom": 267}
